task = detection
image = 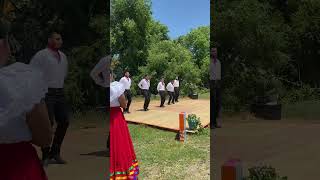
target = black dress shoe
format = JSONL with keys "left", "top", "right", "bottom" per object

{"left": 52, "top": 155, "right": 67, "bottom": 164}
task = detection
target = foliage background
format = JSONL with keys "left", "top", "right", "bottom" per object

{"left": 211, "top": 0, "right": 320, "bottom": 111}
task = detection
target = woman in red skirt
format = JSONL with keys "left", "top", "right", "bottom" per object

{"left": 109, "top": 72, "right": 139, "bottom": 180}
{"left": 0, "top": 26, "right": 52, "bottom": 180}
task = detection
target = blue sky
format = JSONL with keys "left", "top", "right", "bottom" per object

{"left": 151, "top": 0, "right": 210, "bottom": 39}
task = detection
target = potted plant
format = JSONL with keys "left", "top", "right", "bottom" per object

{"left": 187, "top": 114, "right": 201, "bottom": 130}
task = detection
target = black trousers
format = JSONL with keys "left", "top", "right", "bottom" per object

{"left": 42, "top": 88, "right": 69, "bottom": 159}
{"left": 174, "top": 87, "right": 180, "bottom": 101}
{"left": 168, "top": 91, "right": 175, "bottom": 104}
{"left": 210, "top": 80, "right": 222, "bottom": 127}
{"left": 142, "top": 89, "right": 151, "bottom": 110}
{"left": 124, "top": 90, "right": 132, "bottom": 112}
{"left": 106, "top": 87, "right": 110, "bottom": 150}
{"left": 159, "top": 91, "right": 166, "bottom": 106}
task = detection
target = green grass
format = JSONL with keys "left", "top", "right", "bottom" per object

{"left": 69, "top": 112, "right": 210, "bottom": 179}
{"left": 129, "top": 124, "right": 210, "bottom": 179}
{"left": 282, "top": 100, "right": 320, "bottom": 120}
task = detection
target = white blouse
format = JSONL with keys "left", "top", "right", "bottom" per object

{"left": 110, "top": 81, "right": 125, "bottom": 107}
{"left": 0, "top": 63, "right": 48, "bottom": 143}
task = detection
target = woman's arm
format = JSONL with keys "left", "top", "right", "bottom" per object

{"left": 26, "top": 101, "right": 52, "bottom": 147}
{"left": 118, "top": 94, "right": 127, "bottom": 109}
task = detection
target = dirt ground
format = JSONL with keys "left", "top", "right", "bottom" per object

{"left": 211, "top": 117, "right": 320, "bottom": 180}
{"left": 36, "top": 126, "right": 109, "bottom": 180}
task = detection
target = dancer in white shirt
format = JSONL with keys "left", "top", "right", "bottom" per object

{"left": 157, "top": 78, "right": 166, "bottom": 107}
{"left": 173, "top": 77, "right": 180, "bottom": 102}
{"left": 166, "top": 80, "right": 175, "bottom": 105}
{"left": 138, "top": 75, "right": 151, "bottom": 111}
{"left": 30, "top": 31, "right": 69, "bottom": 166}
{"left": 119, "top": 71, "right": 132, "bottom": 113}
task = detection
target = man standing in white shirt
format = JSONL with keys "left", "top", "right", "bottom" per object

{"left": 166, "top": 80, "right": 175, "bottom": 105}
{"left": 210, "top": 47, "right": 222, "bottom": 129}
{"left": 119, "top": 70, "right": 132, "bottom": 113}
{"left": 157, "top": 78, "right": 166, "bottom": 107}
{"left": 90, "top": 55, "right": 110, "bottom": 153}
{"left": 138, "top": 75, "right": 151, "bottom": 111}
{"left": 173, "top": 76, "right": 180, "bottom": 102}
{"left": 30, "top": 31, "right": 69, "bottom": 166}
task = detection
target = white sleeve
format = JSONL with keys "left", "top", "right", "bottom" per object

{"left": 110, "top": 82, "right": 125, "bottom": 103}
{"left": 29, "top": 52, "right": 43, "bottom": 71}
{"left": 119, "top": 77, "right": 125, "bottom": 85}
{"left": 157, "top": 83, "right": 160, "bottom": 91}
{"left": 138, "top": 80, "right": 143, "bottom": 89}
{"left": 0, "top": 63, "right": 48, "bottom": 125}
{"left": 90, "top": 56, "right": 110, "bottom": 87}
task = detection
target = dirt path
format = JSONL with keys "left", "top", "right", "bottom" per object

{"left": 36, "top": 127, "right": 109, "bottom": 180}
{"left": 211, "top": 119, "right": 320, "bottom": 180}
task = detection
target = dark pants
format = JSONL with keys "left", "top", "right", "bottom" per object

{"left": 142, "top": 89, "right": 151, "bottom": 110}
{"left": 174, "top": 87, "right": 180, "bottom": 101}
{"left": 168, "top": 91, "right": 175, "bottom": 104}
{"left": 210, "top": 80, "right": 222, "bottom": 127}
{"left": 124, "top": 90, "right": 132, "bottom": 112}
{"left": 106, "top": 87, "right": 110, "bottom": 150}
{"left": 42, "top": 88, "right": 69, "bottom": 159}
{"left": 159, "top": 91, "right": 166, "bottom": 106}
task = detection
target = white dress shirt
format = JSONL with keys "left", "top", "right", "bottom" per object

{"left": 30, "top": 48, "right": 68, "bottom": 88}
{"left": 119, "top": 76, "right": 131, "bottom": 90}
{"left": 166, "top": 83, "right": 174, "bottom": 92}
{"left": 138, "top": 79, "right": 150, "bottom": 90}
{"left": 210, "top": 59, "right": 221, "bottom": 80}
{"left": 90, "top": 56, "right": 110, "bottom": 88}
{"left": 173, "top": 80, "right": 179, "bottom": 87}
{"left": 157, "top": 82, "right": 165, "bottom": 91}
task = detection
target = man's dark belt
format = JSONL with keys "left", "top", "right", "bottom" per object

{"left": 47, "top": 88, "right": 64, "bottom": 95}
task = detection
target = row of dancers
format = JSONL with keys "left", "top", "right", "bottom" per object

{"left": 117, "top": 71, "right": 181, "bottom": 112}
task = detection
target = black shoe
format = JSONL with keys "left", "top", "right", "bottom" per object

{"left": 127, "top": 111, "right": 131, "bottom": 114}
{"left": 52, "top": 155, "right": 67, "bottom": 164}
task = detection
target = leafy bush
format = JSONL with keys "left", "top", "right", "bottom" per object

{"left": 243, "top": 166, "right": 288, "bottom": 180}
{"left": 280, "top": 85, "right": 320, "bottom": 104}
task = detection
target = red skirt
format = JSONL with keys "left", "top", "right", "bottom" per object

{"left": 109, "top": 107, "right": 139, "bottom": 180}
{"left": 0, "top": 142, "right": 47, "bottom": 180}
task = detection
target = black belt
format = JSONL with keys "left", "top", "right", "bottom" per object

{"left": 47, "top": 88, "right": 64, "bottom": 95}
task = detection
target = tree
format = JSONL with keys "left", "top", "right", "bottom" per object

{"left": 111, "top": 0, "right": 152, "bottom": 75}
{"left": 138, "top": 40, "right": 201, "bottom": 96}
{"left": 212, "top": 0, "right": 290, "bottom": 110}
{"left": 177, "top": 26, "right": 210, "bottom": 68}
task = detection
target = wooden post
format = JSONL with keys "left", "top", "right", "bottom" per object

{"left": 221, "top": 159, "right": 243, "bottom": 180}
{"left": 179, "top": 112, "right": 185, "bottom": 142}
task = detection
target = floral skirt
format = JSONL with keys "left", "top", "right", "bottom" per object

{"left": 109, "top": 107, "right": 139, "bottom": 180}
